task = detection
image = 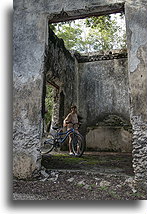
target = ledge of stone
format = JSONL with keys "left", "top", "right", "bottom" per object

{"left": 74, "top": 49, "right": 127, "bottom": 63}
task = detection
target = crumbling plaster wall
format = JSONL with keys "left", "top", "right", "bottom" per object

{"left": 75, "top": 52, "right": 132, "bottom": 152}
{"left": 77, "top": 54, "right": 130, "bottom": 128}
{"left": 13, "top": 11, "right": 47, "bottom": 178}
{"left": 45, "top": 27, "right": 78, "bottom": 126}
{"left": 125, "top": 0, "right": 147, "bottom": 187}
{"left": 13, "top": 0, "right": 147, "bottom": 187}
{"left": 13, "top": 0, "right": 125, "bottom": 20}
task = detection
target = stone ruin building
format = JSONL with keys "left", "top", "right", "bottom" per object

{"left": 13, "top": 0, "right": 147, "bottom": 190}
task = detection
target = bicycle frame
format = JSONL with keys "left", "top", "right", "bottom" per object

{"left": 55, "top": 128, "right": 75, "bottom": 144}
{"left": 42, "top": 125, "right": 85, "bottom": 157}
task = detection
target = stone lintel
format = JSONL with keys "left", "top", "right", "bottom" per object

{"left": 48, "top": 3, "right": 125, "bottom": 23}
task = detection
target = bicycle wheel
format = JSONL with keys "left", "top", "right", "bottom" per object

{"left": 71, "top": 133, "right": 85, "bottom": 157}
{"left": 41, "top": 134, "right": 55, "bottom": 154}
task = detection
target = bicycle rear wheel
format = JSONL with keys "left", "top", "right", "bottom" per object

{"left": 41, "top": 134, "right": 55, "bottom": 154}
{"left": 71, "top": 133, "right": 85, "bottom": 157}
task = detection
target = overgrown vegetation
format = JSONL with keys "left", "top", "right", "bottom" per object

{"left": 50, "top": 13, "right": 126, "bottom": 53}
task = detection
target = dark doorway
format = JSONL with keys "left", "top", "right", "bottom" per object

{"left": 59, "top": 91, "right": 65, "bottom": 127}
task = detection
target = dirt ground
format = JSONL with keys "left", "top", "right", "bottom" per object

{"left": 41, "top": 151, "right": 134, "bottom": 176}
{"left": 13, "top": 151, "right": 147, "bottom": 200}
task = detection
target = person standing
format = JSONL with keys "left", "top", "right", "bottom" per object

{"left": 63, "top": 105, "right": 79, "bottom": 155}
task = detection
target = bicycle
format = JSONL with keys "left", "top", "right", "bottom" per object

{"left": 41, "top": 123, "right": 85, "bottom": 157}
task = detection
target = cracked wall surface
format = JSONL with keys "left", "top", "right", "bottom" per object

{"left": 125, "top": 0, "right": 147, "bottom": 187}
{"left": 13, "top": 10, "right": 47, "bottom": 178}
{"left": 75, "top": 51, "right": 132, "bottom": 152}
{"left": 45, "top": 27, "right": 78, "bottom": 127}
{"left": 76, "top": 51, "right": 130, "bottom": 127}
{"left": 13, "top": 0, "right": 147, "bottom": 188}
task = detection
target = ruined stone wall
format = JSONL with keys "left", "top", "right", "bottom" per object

{"left": 13, "top": 0, "right": 125, "bottom": 22}
{"left": 76, "top": 52, "right": 130, "bottom": 128}
{"left": 13, "top": 10, "right": 47, "bottom": 179}
{"left": 45, "top": 32, "right": 132, "bottom": 152}
{"left": 45, "top": 27, "right": 78, "bottom": 126}
{"left": 13, "top": 0, "right": 126, "bottom": 179}
{"left": 125, "top": 0, "right": 147, "bottom": 187}
{"left": 13, "top": 0, "right": 147, "bottom": 187}
{"left": 75, "top": 51, "right": 132, "bottom": 152}
{"left": 86, "top": 126, "right": 132, "bottom": 152}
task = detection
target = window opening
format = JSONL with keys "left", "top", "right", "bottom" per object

{"left": 49, "top": 13, "right": 126, "bottom": 53}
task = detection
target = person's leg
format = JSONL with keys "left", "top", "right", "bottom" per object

{"left": 69, "top": 135, "right": 73, "bottom": 155}
{"left": 75, "top": 129, "right": 80, "bottom": 154}
{"left": 68, "top": 136, "right": 72, "bottom": 153}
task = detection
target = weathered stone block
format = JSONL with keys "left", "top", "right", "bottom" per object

{"left": 86, "top": 126, "right": 132, "bottom": 152}
{"left": 13, "top": 153, "right": 36, "bottom": 179}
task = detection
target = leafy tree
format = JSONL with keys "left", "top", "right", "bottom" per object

{"left": 85, "top": 15, "right": 112, "bottom": 31}
{"left": 55, "top": 24, "right": 83, "bottom": 50}
{"left": 50, "top": 13, "right": 126, "bottom": 53}
{"left": 85, "top": 14, "right": 126, "bottom": 50}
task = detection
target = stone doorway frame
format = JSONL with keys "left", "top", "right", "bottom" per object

{"left": 13, "top": 0, "right": 147, "bottom": 188}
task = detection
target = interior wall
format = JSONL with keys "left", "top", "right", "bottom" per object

{"left": 45, "top": 27, "right": 78, "bottom": 127}
{"left": 77, "top": 56, "right": 130, "bottom": 127}
{"left": 75, "top": 52, "right": 132, "bottom": 152}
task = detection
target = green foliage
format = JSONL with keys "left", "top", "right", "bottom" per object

{"left": 98, "top": 186, "right": 109, "bottom": 191}
{"left": 45, "top": 85, "right": 54, "bottom": 126}
{"left": 50, "top": 13, "right": 126, "bottom": 53}
{"left": 55, "top": 24, "right": 83, "bottom": 50}
{"left": 85, "top": 15, "right": 112, "bottom": 31}
{"left": 85, "top": 15, "right": 122, "bottom": 50}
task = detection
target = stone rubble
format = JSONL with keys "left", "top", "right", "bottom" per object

{"left": 67, "top": 177, "right": 74, "bottom": 182}
{"left": 13, "top": 169, "right": 147, "bottom": 200}
{"left": 40, "top": 170, "right": 49, "bottom": 178}
{"left": 77, "top": 180, "right": 85, "bottom": 186}
{"left": 83, "top": 184, "right": 90, "bottom": 190}
{"left": 124, "top": 177, "right": 137, "bottom": 193}
{"left": 99, "top": 180, "right": 111, "bottom": 187}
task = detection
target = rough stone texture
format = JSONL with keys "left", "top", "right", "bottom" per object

{"left": 13, "top": 9, "right": 48, "bottom": 178}
{"left": 125, "top": 0, "right": 147, "bottom": 186}
{"left": 75, "top": 51, "right": 132, "bottom": 152}
{"left": 13, "top": 152, "right": 36, "bottom": 179}
{"left": 75, "top": 50, "right": 127, "bottom": 63}
{"left": 86, "top": 126, "right": 132, "bottom": 152}
{"left": 77, "top": 54, "right": 130, "bottom": 129}
{"left": 45, "top": 27, "right": 78, "bottom": 127}
{"left": 13, "top": 0, "right": 125, "bottom": 22}
{"left": 13, "top": 0, "right": 147, "bottom": 187}
{"left": 13, "top": 193, "right": 47, "bottom": 200}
